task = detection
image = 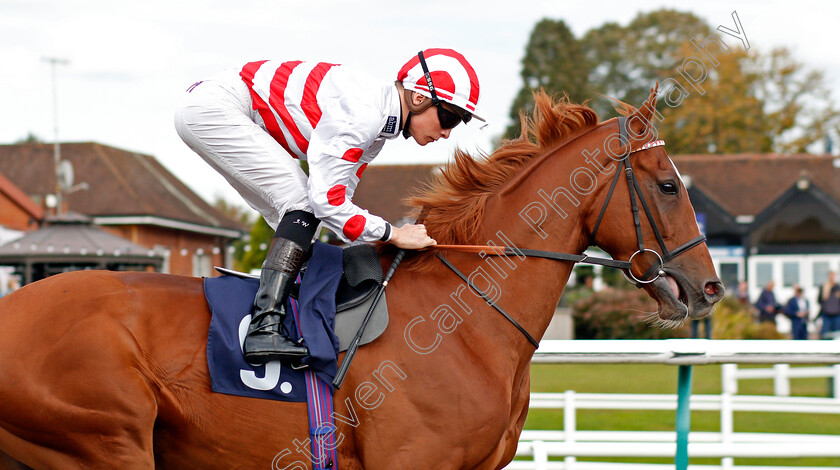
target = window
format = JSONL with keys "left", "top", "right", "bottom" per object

{"left": 192, "top": 252, "right": 212, "bottom": 277}
{"left": 154, "top": 245, "right": 170, "bottom": 274}
{"left": 813, "top": 262, "right": 830, "bottom": 287}
{"left": 719, "top": 263, "right": 739, "bottom": 292}
{"left": 755, "top": 262, "right": 773, "bottom": 288}
{"left": 782, "top": 262, "right": 799, "bottom": 288}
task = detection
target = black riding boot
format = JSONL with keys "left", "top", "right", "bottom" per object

{"left": 243, "top": 237, "right": 310, "bottom": 364}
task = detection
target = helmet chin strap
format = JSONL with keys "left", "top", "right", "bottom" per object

{"left": 402, "top": 113, "right": 413, "bottom": 139}
{"left": 395, "top": 81, "right": 433, "bottom": 139}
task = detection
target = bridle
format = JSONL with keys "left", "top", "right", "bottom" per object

{"left": 431, "top": 116, "right": 707, "bottom": 348}
{"left": 590, "top": 116, "right": 706, "bottom": 285}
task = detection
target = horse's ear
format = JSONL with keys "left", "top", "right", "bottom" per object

{"left": 626, "top": 82, "right": 660, "bottom": 144}
{"left": 639, "top": 82, "right": 658, "bottom": 122}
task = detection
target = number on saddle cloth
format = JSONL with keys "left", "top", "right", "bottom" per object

{"left": 204, "top": 243, "right": 390, "bottom": 400}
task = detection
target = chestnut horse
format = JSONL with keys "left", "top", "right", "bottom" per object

{"left": 0, "top": 87, "right": 723, "bottom": 469}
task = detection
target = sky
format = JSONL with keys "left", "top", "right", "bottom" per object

{"left": 2, "top": 0, "right": 839, "bottom": 210}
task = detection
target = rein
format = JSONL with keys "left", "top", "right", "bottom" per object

{"left": 435, "top": 253, "right": 540, "bottom": 348}
{"left": 430, "top": 116, "right": 706, "bottom": 348}
{"left": 431, "top": 244, "right": 630, "bottom": 270}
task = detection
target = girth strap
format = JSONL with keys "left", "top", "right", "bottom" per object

{"left": 436, "top": 253, "right": 540, "bottom": 348}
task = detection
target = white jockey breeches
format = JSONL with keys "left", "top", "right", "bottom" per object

{"left": 174, "top": 69, "right": 312, "bottom": 229}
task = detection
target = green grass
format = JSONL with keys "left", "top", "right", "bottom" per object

{"left": 522, "top": 363, "right": 840, "bottom": 467}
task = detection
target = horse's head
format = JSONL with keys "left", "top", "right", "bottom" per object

{"left": 586, "top": 86, "right": 724, "bottom": 325}
{"left": 408, "top": 86, "right": 723, "bottom": 326}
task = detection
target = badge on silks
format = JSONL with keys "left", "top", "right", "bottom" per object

{"left": 382, "top": 115, "right": 398, "bottom": 135}
{"left": 204, "top": 275, "right": 306, "bottom": 402}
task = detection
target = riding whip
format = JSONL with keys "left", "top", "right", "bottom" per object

{"left": 333, "top": 211, "right": 427, "bottom": 389}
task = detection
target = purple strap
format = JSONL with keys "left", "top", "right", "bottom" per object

{"left": 290, "top": 296, "right": 339, "bottom": 469}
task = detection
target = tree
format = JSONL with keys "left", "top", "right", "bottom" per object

{"left": 657, "top": 45, "right": 840, "bottom": 154}
{"left": 756, "top": 48, "right": 840, "bottom": 153}
{"left": 238, "top": 217, "right": 274, "bottom": 273}
{"left": 506, "top": 9, "right": 840, "bottom": 155}
{"left": 15, "top": 132, "right": 44, "bottom": 144}
{"left": 656, "top": 47, "right": 770, "bottom": 154}
{"left": 212, "top": 197, "right": 265, "bottom": 272}
{"left": 213, "top": 197, "right": 254, "bottom": 226}
{"left": 503, "top": 10, "right": 712, "bottom": 141}
{"left": 581, "top": 9, "right": 712, "bottom": 118}
{"left": 503, "top": 19, "right": 590, "bottom": 140}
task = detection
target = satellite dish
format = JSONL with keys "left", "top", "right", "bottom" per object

{"left": 57, "top": 160, "right": 74, "bottom": 190}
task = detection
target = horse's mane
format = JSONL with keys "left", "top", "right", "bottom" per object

{"left": 406, "top": 90, "right": 600, "bottom": 246}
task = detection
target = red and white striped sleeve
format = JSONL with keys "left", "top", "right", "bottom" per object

{"left": 306, "top": 105, "right": 390, "bottom": 243}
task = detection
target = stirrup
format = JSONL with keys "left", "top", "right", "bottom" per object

{"left": 289, "top": 338, "right": 309, "bottom": 369}
{"left": 291, "top": 360, "right": 309, "bottom": 370}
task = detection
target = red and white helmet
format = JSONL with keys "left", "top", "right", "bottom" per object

{"left": 397, "top": 48, "right": 485, "bottom": 123}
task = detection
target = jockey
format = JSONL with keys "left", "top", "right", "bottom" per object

{"left": 175, "top": 48, "right": 485, "bottom": 365}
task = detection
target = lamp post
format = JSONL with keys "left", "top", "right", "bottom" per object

{"left": 42, "top": 57, "right": 70, "bottom": 216}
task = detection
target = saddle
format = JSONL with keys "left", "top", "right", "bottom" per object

{"left": 215, "top": 243, "right": 388, "bottom": 352}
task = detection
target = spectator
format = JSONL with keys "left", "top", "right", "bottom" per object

{"left": 736, "top": 280, "right": 749, "bottom": 305}
{"left": 783, "top": 285, "right": 809, "bottom": 340}
{"left": 818, "top": 271, "right": 840, "bottom": 339}
{"left": 692, "top": 275, "right": 712, "bottom": 338}
{"left": 754, "top": 280, "right": 780, "bottom": 324}
{"left": 691, "top": 317, "right": 711, "bottom": 339}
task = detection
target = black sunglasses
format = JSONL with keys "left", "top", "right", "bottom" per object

{"left": 436, "top": 103, "right": 471, "bottom": 130}
{"left": 418, "top": 51, "right": 472, "bottom": 130}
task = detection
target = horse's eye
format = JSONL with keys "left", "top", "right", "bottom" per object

{"left": 659, "top": 182, "right": 678, "bottom": 195}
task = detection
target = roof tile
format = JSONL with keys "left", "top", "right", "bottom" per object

{"left": 674, "top": 153, "right": 840, "bottom": 217}
{"left": 352, "top": 164, "right": 438, "bottom": 223}
{"left": 0, "top": 142, "right": 242, "bottom": 231}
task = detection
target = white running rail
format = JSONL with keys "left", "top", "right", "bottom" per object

{"left": 721, "top": 363, "right": 840, "bottom": 398}
{"left": 508, "top": 340, "right": 840, "bottom": 470}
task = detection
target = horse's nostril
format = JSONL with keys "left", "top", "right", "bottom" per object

{"left": 704, "top": 281, "right": 724, "bottom": 299}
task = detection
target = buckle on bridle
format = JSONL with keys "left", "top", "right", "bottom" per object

{"left": 622, "top": 248, "right": 664, "bottom": 284}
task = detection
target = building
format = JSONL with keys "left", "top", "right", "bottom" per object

{"left": 0, "top": 142, "right": 244, "bottom": 278}
{"left": 0, "top": 213, "right": 164, "bottom": 284}
{"left": 676, "top": 153, "right": 840, "bottom": 325}
{"left": 0, "top": 172, "right": 45, "bottom": 293}
{"left": 0, "top": 170, "right": 43, "bottom": 239}
{"left": 352, "top": 164, "right": 438, "bottom": 224}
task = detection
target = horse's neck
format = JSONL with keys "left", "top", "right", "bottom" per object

{"left": 476, "top": 152, "right": 592, "bottom": 354}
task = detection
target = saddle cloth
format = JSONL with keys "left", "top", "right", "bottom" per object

{"left": 204, "top": 241, "right": 388, "bottom": 402}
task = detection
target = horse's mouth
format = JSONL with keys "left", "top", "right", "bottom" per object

{"left": 649, "top": 272, "right": 689, "bottom": 326}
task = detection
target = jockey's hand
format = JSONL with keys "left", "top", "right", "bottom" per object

{"left": 390, "top": 224, "right": 437, "bottom": 250}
